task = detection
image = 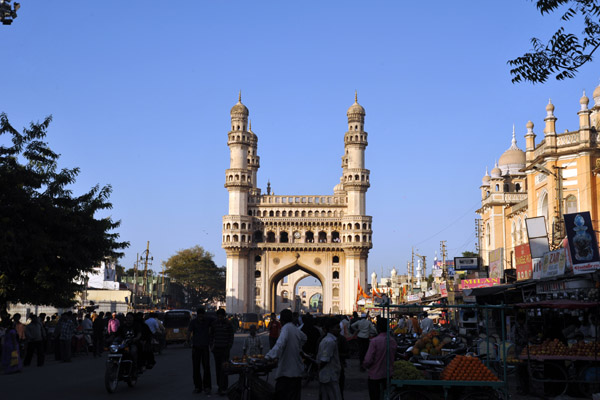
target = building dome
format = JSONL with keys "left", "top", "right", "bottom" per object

{"left": 333, "top": 178, "right": 345, "bottom": 194}
{"left": 498, "top": 127, "right": 525, "bottom": 175}
{"left": 594, "top": 84, "right": 600, "bottom": 104}
{"left": 230, "top": 92, "right": 249, "bottom": 116}
{"left": 546, "top": 99, "right": 555, "bottom": 113}
{"left": 581, "top": 91, "right": 590, "bottom": 105}
{"left": 391, "top": 267, "right": 397, "bottom": 277}
{"left": 490, "top": 162, "right": 502, "bottom": 178}
{"left": 347, "top": 91, "right": 366, "bottom": 116}
{"left": 526, "top": 120, "right": 534, "bottom": 130}
{"left": 482, "top": 167, "right": 491, "bottom": 186}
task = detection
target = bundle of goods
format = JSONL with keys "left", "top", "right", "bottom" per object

{"left": 440, "top": 355, "right": 500, "bottom": 381}
{"left": 223, "top": 354, "right": 277, "bottom": 374}
{"left": 520, "top": 338, "right": 600, "bottom": 358}
{"left": 392, "top": 360, "right": 425, "bottom": 380}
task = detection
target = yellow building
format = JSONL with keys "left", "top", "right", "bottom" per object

{"left": 478, "top": 82, "right": 600, "bottom": 274}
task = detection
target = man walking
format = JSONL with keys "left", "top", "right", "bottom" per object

{"left": 266, "top": 309, "right": 307, "bottom": 400}
{"left": 268, "top": 312, "right": 281, "bottom": 349}
{"left": 210, "top": 308, "right": 234, "bottom": 396}
{"left": 363, "top": 318, "right": 397, "bottom": 400}
{"left": 188, "top": 307, "right": 213, "bottom": 394}
{"left": 57, "top": 312, "right": 75, "bottom": 362}
{"left": 24, "top": 314, "right": 45, "bottom": 366}
{"left": 92, "top": 311, "right": 105, "bottom": 357}
{"left": 316, "top": 317, "right": 342, "bottom": 400}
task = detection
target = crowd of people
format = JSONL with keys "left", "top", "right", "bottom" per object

{"left": 0, "top": 310, "right": 164, "bottom": 375}
{"left": 186, "top": 307, "right": 396, "bottom": 400}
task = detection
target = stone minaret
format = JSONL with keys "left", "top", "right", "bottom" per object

{"left": 224, "top": 93, "right": 254, "bottom": 313}
{"left": 342, "top": 92, "right": 372, "bottom": 310}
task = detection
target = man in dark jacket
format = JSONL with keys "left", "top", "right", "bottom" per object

{"left": 188, "top": 306, "right": 213, "bottom": 394}
{"left": 210, "top": 308, "right": 234, "bottom": 396}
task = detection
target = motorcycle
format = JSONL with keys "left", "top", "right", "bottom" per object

{"left": 104, "top": 338, "right": 143, "bottom": 393}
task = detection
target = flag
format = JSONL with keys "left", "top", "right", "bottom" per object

{"left": 372, "top": 286, "right": 382, "bottom": 298}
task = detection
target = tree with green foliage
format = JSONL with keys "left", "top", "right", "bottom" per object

{"left": 509, "top": 0, "right": 600, "bottom": 83}
{"left": 0, "top": 113, "right": 128, "bottom": 311}
{"left": 462, "top": 251, "right": 479, "bottom": 258}
{"left": 163, "top": 246, "right": 225, "bottom": 306}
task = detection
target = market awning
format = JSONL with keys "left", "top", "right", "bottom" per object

{"left": 515, "top": 299, "right": 600, "bottom": 309}
{"left": 462, "top": 284, "right": 516, "bottom": 297}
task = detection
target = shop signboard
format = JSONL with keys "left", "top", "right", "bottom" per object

{"left": 515, "top": 243, "right": 532, "bottom": 280}
{"left": 458, "top": 278, "right": 500, "bottom": 290}
{"left": 488, "top": 248, "right": 503, "bottom": 279}
{"left": 564, "top": 211, "right": 600, "bottom": 274}
{"left": 540, "top": 248, "right": 567, "bottom": 278}
{"left": 536, "top": 278, "right": 594, "bottom": 294}
{"left": 440, "top": 282, "right": 448, "bottom": 297}
{"left": 454, "top": 257, "right": 480, "bottom": 271}
{"left": 532, "top": 258, "right": 543, "bottom": 280}
{"left": 406, "top": 294, "right": 422, "bottom": 302}
{"left": 432, "top": 268, "right": 443, "bottom": 278}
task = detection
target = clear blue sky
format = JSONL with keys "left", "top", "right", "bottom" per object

{"left": 2, "top": 1, "right": 599, "bottom": 283}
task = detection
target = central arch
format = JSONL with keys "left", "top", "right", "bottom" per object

{"left": 269, "top": 262, "right": 325, "bottom": 313}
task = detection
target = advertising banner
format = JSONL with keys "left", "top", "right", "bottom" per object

{"left": 459, "top": 278, "right": 500, "bottom": 290}
{"left": 532, "top": 258, "right": 543, "bottom": 280}
{"left": 488, "top": 248, "right": 504, "bottom": 279}
{"left": 454, "top": 257, "right": 480, "bottom": 271}
{"left": 540, "top": 248, "right": 567, "bottom": 278}
{"left": 432, "top": 268, "right": 443, "bottom": 278}
{"left": 564, "top": 212, "right": 600, "bottom": 274}
{"left": 515, "top": 243, "right": 533, "bottom": 280}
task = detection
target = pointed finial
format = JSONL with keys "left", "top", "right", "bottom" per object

{"left": 355, "top": 90, "right": 358, "bottom": 103}
{"left": 485, "top": 166, "right": 489, "bottom": 175}
{"left": 238, "top": 90, "right": 242, "bottom": 103}
{"left": 249, "top": 119, "right": 252, "bottom": 131}
{"left": 266, "top": 180, "right": 271, "bottom": 195}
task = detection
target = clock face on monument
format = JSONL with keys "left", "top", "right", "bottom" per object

{"left": 294, "top": 231, "right": 301, "bottom": 239}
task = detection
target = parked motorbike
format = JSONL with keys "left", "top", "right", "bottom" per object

{"left": 104, "top": 338, "right": 143, "bottom": 393}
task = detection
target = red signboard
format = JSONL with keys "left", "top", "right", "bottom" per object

{"left": 459, "top": 278, "right": 500, "bottom": 290}
{"left": 440, "top": 282, "right": 448, "bottom": 297}
{"left": 515, "top": 243, "right": 533, "bottom": 280}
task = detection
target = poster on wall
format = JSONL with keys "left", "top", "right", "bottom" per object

{"left": 515, "top": 243, "right": 532, "bottom": 280}
{"left": 532, "top": 258, "right": 543, "bottom": 280}
{"left": 526, "top": 216, "right": 550, "bottom": 259}
{"left": 488, "top": 248, "right": 504, "bottom": 279}
{"left": 564, "top": 212, "right": 600, "bottom": 274}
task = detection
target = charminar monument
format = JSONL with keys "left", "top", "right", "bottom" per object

{"left": 222, "top": 93, "right": 372, "bottom": 314}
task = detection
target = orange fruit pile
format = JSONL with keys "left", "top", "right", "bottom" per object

{"left": 440, "top": 355, "right": 500, "bottom": 381}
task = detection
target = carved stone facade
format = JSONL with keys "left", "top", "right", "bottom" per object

{"left": 222, "top": 93, "right": 372, "bottom": 314}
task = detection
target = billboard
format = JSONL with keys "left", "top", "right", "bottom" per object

{"left": 454, "top": 257, "right": 480, "bottom": 271}
{"left": 488, "top": 248, "right": 504, "bottom": 279}
{"left": 515, "top": 243, "right": 532, "bottom": 280}
{"left": 459, "top": 278, "right": 500, "bottom": 290}
{"left": 526, "top": 216, "right": 550, "bottom": 259}
{"left": 564, "top": 211, "right": 600, "bottom": 274}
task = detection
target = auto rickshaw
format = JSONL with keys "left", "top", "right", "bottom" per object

{"left": 239, "top": 313, "right": 260, "bottom": 332}
{"left": 164, "top": 309, "right": 192, "bottom": 344}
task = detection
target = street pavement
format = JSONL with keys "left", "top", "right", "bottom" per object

{"left": 2, "top": 331, "right": 587, "bottom": 399}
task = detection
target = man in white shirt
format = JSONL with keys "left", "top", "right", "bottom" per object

{"left": 351, "top": 313, "right": 376, "bottom": 371}
{"left": 317, "top": 318, "right": 342, "bottom": 400}
{"left": 420, "top": 312, "right": 434, "bottom": 334}
{"left": 266, "top": 309, "right": 307, "bottom": 400}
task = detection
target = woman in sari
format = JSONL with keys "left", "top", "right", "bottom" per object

{"left": 1, "top": 319, "right": 22, "bottom": 374}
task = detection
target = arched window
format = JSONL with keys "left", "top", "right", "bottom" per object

{"left": 495, "top": 184, "right": 499, "bottom": 191}
{"left": 241, "top": 223, "right": 246, "bottom": 229}
{"left": 511, "top": 222, "right": 516, "bottom": 246}
{"left": 318, "top": 231, "right": 327, "bottom": 243}
{"left": 305, "top": 231, "right": 314, "bottom": 243}
{"left": 255, "top": 255, "right": 262, "bottom": 262}
{"left": 233, "top": 235, "right": 239, "bottom": 242}
{"left": 332, "top": 231, "right": 340, "bottom": 242}
{"left": 282, "top": 211, "right": 287, "bottom": 217}
{"left": 354, "top": 235, "right": 360, "bottom": 242}
{"left": 348, "top": 235, "right": 352, "bottom": 242}
{"left": 302, "top": 291, "right": 306, "bottom": 298}
{"left": 295, "top": 211, "right": 299, "bottom": 217}
{"left": 333, "top": 256, "right": 340, "bottom": 263}
{"left": 254, "top": 231, "right": 264, "bottom": 243}
{"left": 354, "top": 223, "right": 360, "bottom": 229}
{"left": 282, "top": 291, "right": 289, "bottom": 303}
{"left": 301, "top": 211, "right": 306, "bottom": 217}
{"left": 255, "top": 270, "right": 261, "bottom": 278}
{"left": 266, "top": 231, "right": 276, "bottom": 243}
{"left": 515, "top": 183, "right": 521, "bottom": 192}
{"left": 333, "top": 288, "right": 340, "bottom": 297}
{"left": 241, "top": 235, "right": 246, "bottom": 242}
{"left": 362, "top": 223, "right": 367, "bottom": 229}
{"left": 566, "top": 195, "right": 577, "bottom": 214}
{"left": 280, "top": 231, "right": 289, "bottom": 243}
{"left": 503, "top": 183, "right": 509, "bottom": 192}
{"left": 332, "top": 271, "right": 339, "bottom": 279}
{"left": 276, "top": 211, "right": 280, "bottom": 217}
{"left": 269, "top": 211, "right": 274, "bottom": 217}
{"left": 226, "top": 223, "right": 231, "bottom": 229}
{"left": 233, "top": 222, "right": 239, "bottom": 229}
{"left": 539, "top": 191, "right": 549, "bottom": 226}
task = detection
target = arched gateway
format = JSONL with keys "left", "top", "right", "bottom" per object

{"left": 222, "top": 93, "right": 372, "bottom": 315}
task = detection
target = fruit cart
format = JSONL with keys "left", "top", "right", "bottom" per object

{"left": 223, "top": 355, "right": 277, "bottom": 400}
{"left": 515, "top": 299, "right": 600, "bottom": 398}
{"left": 383, "top": 303, "right": 510, "bottom": 400}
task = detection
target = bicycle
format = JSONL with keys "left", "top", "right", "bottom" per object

{"left": 301, "top": 351, "right": 319, "bottom": 387}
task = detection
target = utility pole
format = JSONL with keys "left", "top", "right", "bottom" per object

{"left": 139, "top": 241, "right": 153, "bottom": 301}
{"left": 475, "top": 219, "right": 482, "bottom": 256}
{"left": 161, "top": 263, "right": 166, "bottom": 308}
{"left": 553, "top": 165, "right": 566, "bottom": 247}
{"left": 440, "top": 240, "right": 448, "bottom": 284}
{"left": 410, "top": 247, "right": 415, "bottom": 293}
{"left": 133, "top": 253, "right": 139, "bottom": 308}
